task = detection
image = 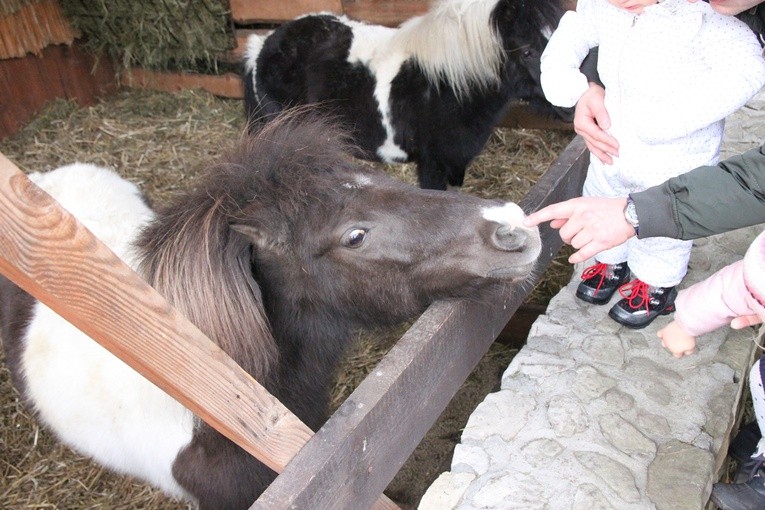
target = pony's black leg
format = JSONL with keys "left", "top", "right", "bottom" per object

{"left": 416, "top": 158, "right": 449, "bottom": 190}
{"left": 446, "top": 164, "right": 467, "bottom": 188}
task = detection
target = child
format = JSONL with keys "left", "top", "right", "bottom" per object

{"left": 540, "top": 0, "right": 765, "bottom": 328}
{"left": 657, "top": 230, "right": 765, "bottom": 509}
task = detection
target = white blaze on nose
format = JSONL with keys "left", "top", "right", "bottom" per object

{"left": 481, "top": 203, "right": 526, "bottom": 226}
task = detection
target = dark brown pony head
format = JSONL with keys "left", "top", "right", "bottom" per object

{"left": 137, "top": 110, "right": 540, "bottom": 410}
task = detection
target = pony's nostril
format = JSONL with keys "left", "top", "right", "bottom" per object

{"left": 494, "top": 225, "right": 527, "bottom": 252}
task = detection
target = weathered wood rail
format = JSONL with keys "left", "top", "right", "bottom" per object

{"left": 0, "top": 134, "right": 588, "bottom": 508}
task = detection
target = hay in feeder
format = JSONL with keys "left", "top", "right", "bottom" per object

{"left": 0, "top": 89, "right": 574, "bottom": 508}
{"left": 60, "top": 0, "right": 234, "bottom": 73}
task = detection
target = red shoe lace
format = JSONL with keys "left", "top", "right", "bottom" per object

{"left": 618, "top": 279, "right": 650, "bottom": 311}
{"left": 581, "top": 262, "right": 610, "bottom": 294}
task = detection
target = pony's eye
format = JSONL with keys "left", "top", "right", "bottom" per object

{"left": 343, "top": 228, "right": 368, "bottom": 248}
{"left": 522, "top": 49, "right": 533, "bottom": 59}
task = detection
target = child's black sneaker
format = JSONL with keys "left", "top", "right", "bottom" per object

{"left": 608, "top": 279, "right": 677, "bottom": 329}
{"left": 575, "top": 261, "right": 631, "bottom": 305}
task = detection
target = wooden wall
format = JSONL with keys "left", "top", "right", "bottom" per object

{"left": 230, "top": 0, "right": 431, "bottom": 26}
{"left": 0, "top": 42, "right": 117, "bottom": 140}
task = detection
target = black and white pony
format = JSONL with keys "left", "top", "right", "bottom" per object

{"left": 243, "top": 0, "right": 570, "bottom": 190}
{"left": 0, "top": 113, "right": 542, "bottom": 509}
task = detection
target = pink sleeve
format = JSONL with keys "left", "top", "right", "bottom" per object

{"left": 674, "top": 260, "right": 757, "bottom": 337}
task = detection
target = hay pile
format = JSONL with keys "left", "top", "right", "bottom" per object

{"left": 0, "top": 89, "right": 574, "bottom": 508}
{"left": 61, "top": 0, "right": 234, "bottom": 73}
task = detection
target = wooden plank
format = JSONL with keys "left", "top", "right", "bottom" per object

{"left": 230, "top": 0, "right": 343, "bottom": 23}
{"left": 251, "top": 136, "right": 589, "bottom": 510}
{"left": 0, "top": 151, "right": 313, "bottom": 473}
{"left": 53, "top": 44, "right": 116, "bottom": 106}
{"left": 342, "top": 0, "right": 430, "bottom": 26}
{"left": 0, "top": 152, "right": 400, "bottom": 510}
{"left": 121, "top": 68, "right": 244, "bottom": 99}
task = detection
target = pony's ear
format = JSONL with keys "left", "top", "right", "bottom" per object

{"left": 230, "top": 223, "right": 287, "bottom": 254}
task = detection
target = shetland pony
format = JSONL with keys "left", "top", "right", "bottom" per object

{"left": 243, "top": 0, "right": 570, "bottom": 190}
{"left": 0, "top": 113, "right": 541, "bottom": 509}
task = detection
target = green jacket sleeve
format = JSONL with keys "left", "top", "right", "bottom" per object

{"left": 631, "top": 144, "right": 765, "bottom": 240}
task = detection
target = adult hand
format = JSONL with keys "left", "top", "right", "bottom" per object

{"left": 523, "top": 196, "right": 635, "bottom": 264}
{"left": 731, "top": 314, "right": 764, "bottom": 329}
{"left": 574, "top": 83, "right": 619, "bottom": 165}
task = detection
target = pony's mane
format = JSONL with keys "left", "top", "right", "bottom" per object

{"left": 390, "top": 0, "right": 505, "bottom": 98}
{"left": 136, "top": 111, "right": 357, "bottom": 383}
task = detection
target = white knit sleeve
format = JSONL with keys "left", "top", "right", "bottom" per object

{"left": 540, "top": 9, "right": 599, "bottom": 108}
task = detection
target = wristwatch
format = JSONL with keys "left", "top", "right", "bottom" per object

{"left": 624, "top": 195, "right": 639, "bottom": 235}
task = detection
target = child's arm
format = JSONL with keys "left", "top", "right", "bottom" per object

{"left": 540, "top": 6, "right": 599, "bottom": 108}
{"left": 657, "top": 260, "right": 755, "bottom": 357}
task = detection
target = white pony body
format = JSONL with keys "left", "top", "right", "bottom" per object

{"left": 20, "top": 164, "right": 194, "bottom": 501}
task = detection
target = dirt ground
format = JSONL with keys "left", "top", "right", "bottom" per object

{"left": 0, "top": 89, "right": 574, "bottom": 509}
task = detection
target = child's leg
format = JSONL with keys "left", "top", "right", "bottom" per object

{"left": 607, "top": 237, "right": 691, "bottom": 328}
{"left": 627, "top": 237, "right": 693, "bottom": 288}
{"left": 575, "top": 161, "right": 632, "bottom": 304}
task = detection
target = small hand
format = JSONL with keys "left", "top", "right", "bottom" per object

{"left": 574, "top": 83, "right": 619, "bottom": 164}
{"left": 657, "top": 321, "right": 697, "bottom": 358}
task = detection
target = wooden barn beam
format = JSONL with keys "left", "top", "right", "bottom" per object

{"left": 230, "top": 0, "right": 343, "bottom": 24}
{"left": 229, "top": 0, "right": 430, "bottom": 26}
{"left": 341, "top": 0, "right": 430, "bottom": 26}
{"left": 121, "top": 68, "right": 244, "bottom": 99}
{"left": 0, "top": 151, "right": 400, "bottom": 510}
{"left": 252, "top": 136, "right": 589, "bottom": 509}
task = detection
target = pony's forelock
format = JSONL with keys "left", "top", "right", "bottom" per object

{"left": 137, "top": 169, "right": 280, "bottom": 385}
{"left": 235, "top": 108, "right": 360, "bottom": 180}
{"left": 138, "top": 111, "right": 361, "bottom": 386}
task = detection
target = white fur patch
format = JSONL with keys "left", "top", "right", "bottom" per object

{"left": 243, "top": 33, "right": 266, "bottom": 108}
{"left": 342, "top": 174, "right": 373, "bottom": 189}
{"left": 243, "top": 33, "right": 265, "bottom": 74}
{"left": 341, "top": 18, "right": 410, "bottom": 163}
{"left": 481, "top": 202, "right": 526, "bottom": 226}
{"left": 22, "top": 164, "right": 195, "bottom": 500}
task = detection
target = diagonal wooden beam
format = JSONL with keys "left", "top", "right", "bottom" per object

{"left": 0, "top": 151, "right": 399, "bottom": 510}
